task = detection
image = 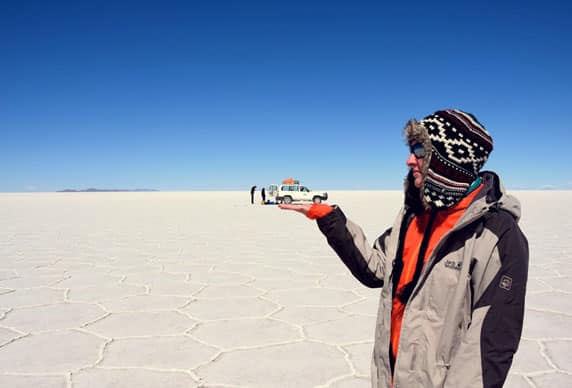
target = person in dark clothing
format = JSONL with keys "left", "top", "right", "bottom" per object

{"left": 261, "top": 187, "right": 266, "bottom": 204}
{"left": 250, "top": 185, "right": 256, "bottom": 204}
{"left": 279, "top": 109, "right": 528, "bottom": 388}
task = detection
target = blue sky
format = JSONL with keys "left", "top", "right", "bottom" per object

{"left": 1, "top": 0, "right": 571, "bottom": 192}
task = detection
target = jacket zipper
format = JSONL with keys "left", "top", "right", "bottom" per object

{"left": 410, "top": 210, "right": 437, "bottom": 299}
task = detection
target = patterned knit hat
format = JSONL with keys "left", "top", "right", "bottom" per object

{"left": 406, "top": 109, "right": 493, "bottom": 209}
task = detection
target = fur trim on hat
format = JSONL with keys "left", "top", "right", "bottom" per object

{"left": 404, "top": 119, "right": 432, "bottom": 210}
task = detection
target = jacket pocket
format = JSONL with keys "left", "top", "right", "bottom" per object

{"left": 426, "top": 256, "right": 463, "bottom": 319}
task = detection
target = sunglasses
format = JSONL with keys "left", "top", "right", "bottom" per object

{"left": 410, "top": 143, "right": 426, "bottom": 159}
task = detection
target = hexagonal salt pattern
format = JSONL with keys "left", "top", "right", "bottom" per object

{"left": 68, "top": 283, "right": 146, "bottom": 302}
{"left": 147, "top": 280, "right": 204, "bottom": 296}
{"left": 521, "top": 310, "right": 572, "bottom": 339}
{"left": 83, "top": 311, "right": 196, "bottom": 337}
{"left": 191, "top": 318, "right": 301, "bottom": 349}
{"left": 0, "top": 274, "right": 66, "bottom": 289}
{"left": 2, "top": 303, "right": 106, "bottom": 332}
{"left": 72, "top": 368, "right": 199, "bottom": 388}
{"left": 509, "top": 339, "right": 551, "bottom": 374}
{"left": 543, "top": 340, "right": 572, "bottom": 372}
{"left": 101, "top": 336, "right": 218, "bottom": 369}
{"left": 98, "top": 294, "right": 190, "bottom": 312}
{"left": 181, "top": 297, "right": 279, "bottom": 320}
{"left": 0, "top": 191, "right": 570, "bottom": 388}
{"left": 0, "top": 287, "right": 65, "bottom": 308}
{"left": 194, "top": 284, "right": 264, "bottom": 298}
{"left": 197, "top": 342, "right": 350, "bottom": 387}
{"left": 504, "top": 374, "right": 533, "bottom": 388}
{"left": 343, "top": 342, "right": 374, "bottom": 376}
{"left": 55, "top": 272, "right": 123, "bottom": 288}
{"left": 189, "top": 271, "right": 253, "bottom": 285}
{"left": 329, "top": 376, "right": 372, "bottom": 388}
{"left": 0, "top": 330, "right": 105, "bottom": 373}
{"left": 306, "top": 315, "right": 377, "bottom": 344}
{"left": 526, "top": 291, "right": 572, "bottom": 314}
{"left": 531, "top": 372, "right": 572, "bottom": 387}
{"left": 266, "top": 288, "right": 361, "bottom": 307}
{"left": 0, "top": 326, "right": 24, "bottom": 346}
{"left": 271, "top": 305, "right": 348, "bottom": 325}
{"left": 507, "top": 191, "right": 572, "bottom": 387}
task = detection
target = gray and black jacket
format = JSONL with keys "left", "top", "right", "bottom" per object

{"left": 316, "top": 171, "right": 529, "bottom": 388}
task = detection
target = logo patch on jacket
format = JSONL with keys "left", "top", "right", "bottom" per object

{"left": 499, "top": 275, "right": 513, "bottom": 291}
{"left": 444, "top": 260, "right": 462, "bottom": 270}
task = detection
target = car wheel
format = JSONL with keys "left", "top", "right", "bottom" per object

{"left": 283, "top": 196, "right": 293, "bottom": 204}
{"left": 313, "top": 196, "right": 322, "bottom": 204}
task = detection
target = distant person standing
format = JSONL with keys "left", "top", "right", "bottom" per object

{"left": 261, "top": 187, "right": 266, "bottom": 204}
{"left": 250, "top": 185, "right": 256, "bottom": 204}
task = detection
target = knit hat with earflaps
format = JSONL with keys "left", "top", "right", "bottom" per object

{"left": 405, "top": 109, "right": 493, "bottom": 210}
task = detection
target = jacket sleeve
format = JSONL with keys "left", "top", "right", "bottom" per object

{"left": 316, "top": 206, "right": 391, "bottom": 288}
{"left": 444, "top": 214, "right": 529, "bottom": 388}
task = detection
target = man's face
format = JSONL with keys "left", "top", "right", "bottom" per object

{"left": 407, "top": 143, "right": 426, "bottom": 189}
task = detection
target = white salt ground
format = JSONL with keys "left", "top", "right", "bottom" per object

{"left": 0, "top": 190, "right": 570, "bottom": 387}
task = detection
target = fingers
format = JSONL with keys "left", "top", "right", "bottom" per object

{"left": 278, "top": 204, "right": 301, "bottom": 211}
{"left": 278, "top": 204, "right": 311, "bottom": 215}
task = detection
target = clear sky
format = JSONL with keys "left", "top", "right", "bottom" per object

{"left": 1, "top": 0, "right": 571, "bottom": 192}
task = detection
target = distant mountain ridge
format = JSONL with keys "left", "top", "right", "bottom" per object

{"left": 57, "top": 188, "right": 159, "bottom": 192}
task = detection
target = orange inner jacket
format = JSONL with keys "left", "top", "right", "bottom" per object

{"left": 390, "top": 185, "right": 482, "bottom": 363}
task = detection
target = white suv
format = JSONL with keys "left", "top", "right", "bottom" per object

{"left": 276, "top": 184, "right": 328, "bottom": 204}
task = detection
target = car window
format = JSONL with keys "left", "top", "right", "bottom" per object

{"left": 279, "top": 185, "right": 307, "bottom": 192}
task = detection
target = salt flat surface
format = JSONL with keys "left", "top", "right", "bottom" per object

{"left": 0, "top": 190, "right": 570, "bottom": 387}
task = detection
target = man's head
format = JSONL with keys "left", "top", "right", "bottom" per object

{"left": 404, "top": 109, "right": 493, "bottom": 209}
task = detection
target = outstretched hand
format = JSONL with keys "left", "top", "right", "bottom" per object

{"left": 278, "top": 203, "right": 312, "bottom": 216}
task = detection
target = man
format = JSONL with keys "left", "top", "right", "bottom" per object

{"left": 250, "top": 185, "right": 256, "bottom": 204}
{"left": 280, "top": 109, "right": 528, "bottom": 388}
